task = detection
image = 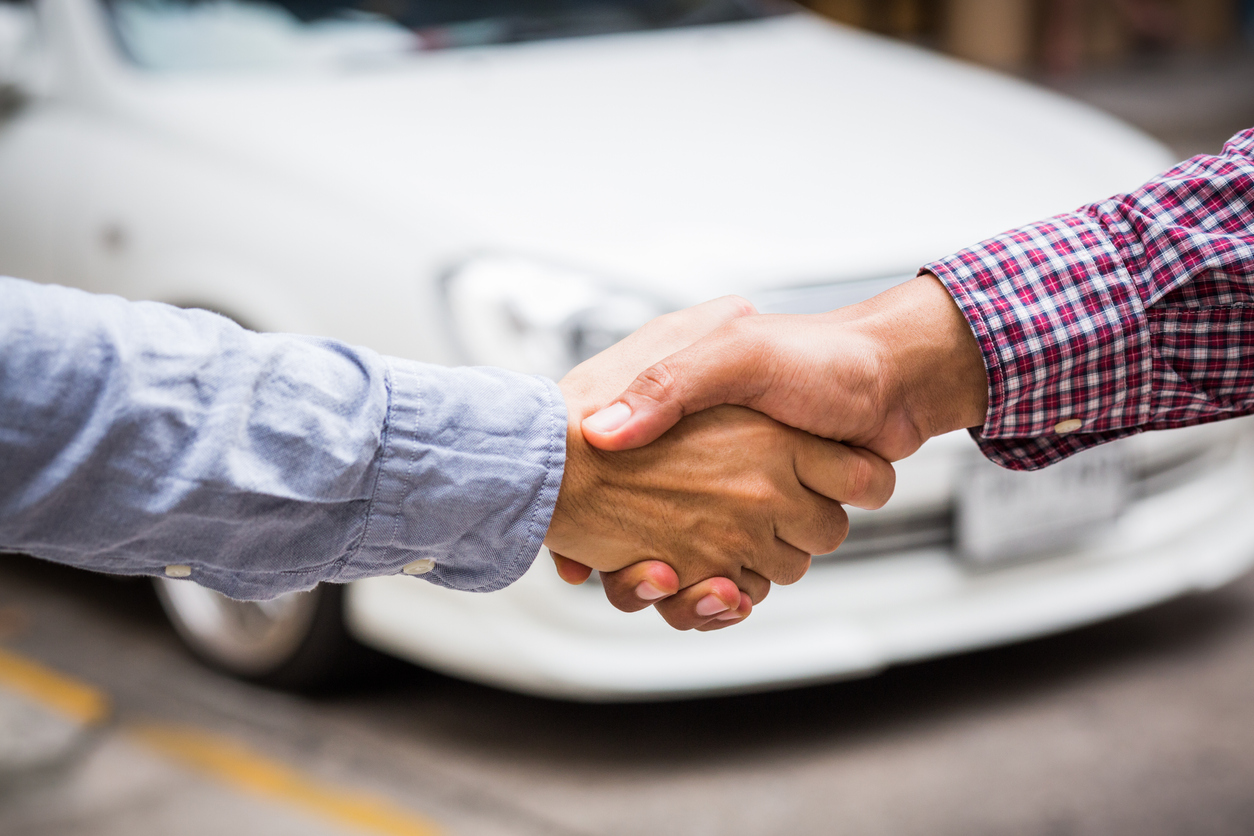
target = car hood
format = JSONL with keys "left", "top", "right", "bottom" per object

{"left": 114, "top": 13, "right": 1173, "bottom": 303}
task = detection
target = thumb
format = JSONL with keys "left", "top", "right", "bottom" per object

{"left": 581, "top": 320, "right": 757, "bottom": 451}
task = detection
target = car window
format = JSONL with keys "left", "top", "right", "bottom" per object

{"left": 0, "top": 0, "right": 37, "bottom": 65}
{"left": 0, "top": 0, "right": 39, "bottom": 103}
{"left": 101, "top": 0, "right": 793, "bottom": 73}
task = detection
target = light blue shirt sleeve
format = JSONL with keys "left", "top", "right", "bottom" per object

{"left": 0, "top": 277, "right": 567, "bottom": 599}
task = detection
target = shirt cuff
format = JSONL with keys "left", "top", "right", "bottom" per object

{"left": 336, "top": 359, "right": 567, "bottom": 592}
{"left": 924, "top": 210, "right": 1154, "bottom": 470}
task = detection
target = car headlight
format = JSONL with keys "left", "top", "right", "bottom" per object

{"left": 443, "top": 255, "right": 668, "bottom": 379}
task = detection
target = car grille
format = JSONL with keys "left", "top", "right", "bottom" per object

{"left": 816, "top": 430, "right": 1237, "bottom": 564}
{"left": 830, "top": 509, "right": 954, "bottom": 559}
{"left": 1130, "top": 430, "right": 1238, "bottom": 500}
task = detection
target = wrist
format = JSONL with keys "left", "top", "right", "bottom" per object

{"left": 545, "top": 385, "right": 588, "bottom": 557}
{"left": 851, "top": 274, "right": 989, "bottom": 452}
{"left": 545, "top": 382, "right": 622, "bottom": 573}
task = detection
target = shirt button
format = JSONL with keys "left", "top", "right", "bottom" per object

{"left": 402, "top": 559, "right": 436, "bottom": 576}
{"left": 164, "top": 565, "right": 192, "bottom": 578}
{"left": 1054, "top": 418, "right": 1084, "bottom": 434}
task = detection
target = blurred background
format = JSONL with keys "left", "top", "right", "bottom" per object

{"left": 808, "top": 0, "right": 1248, "bottom": 76}
{"left": 3, "top": 0, "right": 1254, "bottom": 834}
{"left": 801, "top": 0, "right": 1254, "bottom": 154}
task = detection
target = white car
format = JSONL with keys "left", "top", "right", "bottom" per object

{"left": 2, "top": 0, "right": 1252, "bottom": 700}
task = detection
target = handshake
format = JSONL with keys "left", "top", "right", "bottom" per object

{"left": 543, "top": 275, "right": 990, "bottom": 630}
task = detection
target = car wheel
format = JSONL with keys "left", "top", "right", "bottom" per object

{"left": 153, "top": 579, "right": 353, "bottom": 690}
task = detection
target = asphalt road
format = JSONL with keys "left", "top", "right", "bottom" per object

{"left": 4, "top": 550, "right": 1254, "bottom": 836}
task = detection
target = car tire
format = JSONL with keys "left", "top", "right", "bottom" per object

{"left": 153, "top": 579, "right": 355, "bottom": 691}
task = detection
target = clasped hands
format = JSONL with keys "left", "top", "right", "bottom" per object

{"left": 543, "top": 275, "right": 990, "bottom": 631}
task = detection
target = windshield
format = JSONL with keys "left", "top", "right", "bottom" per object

{"left": 102, "top": 0, "right": 792, "bottom": 73}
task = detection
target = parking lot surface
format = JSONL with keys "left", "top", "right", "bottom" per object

{"left": 4, "top": 549, "right": 1254, "bottom": 836}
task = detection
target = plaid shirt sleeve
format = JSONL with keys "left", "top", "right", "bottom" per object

{"left": 924, "top": 127, "right": 1254, "bottom": 471}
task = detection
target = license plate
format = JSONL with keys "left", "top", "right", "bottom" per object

{"left": 956, "top": 444, "right": 1129, "bottom": 569}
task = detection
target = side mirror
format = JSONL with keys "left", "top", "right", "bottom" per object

{"left": 0, "top": 3, "right": 37, "bottom": 109}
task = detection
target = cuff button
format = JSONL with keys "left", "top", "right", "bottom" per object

{"left": 402, "top": 559, "right": 436, "bottom": 576}
{"left": 164, "top": 565, "right": 192, "bottom": 578}
{"left": 1054, "top": 418, "right": 1083, "bottom": 435}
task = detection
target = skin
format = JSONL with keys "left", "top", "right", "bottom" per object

{"left": 581, "top": 274, "right": 990, "bottom": 628}
{"left": 545, "top": 297, "right": 896, "bottom": 631}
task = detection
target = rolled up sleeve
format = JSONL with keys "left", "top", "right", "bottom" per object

{"left": 926, "top": 127, "right": 1254, "bottom": 471}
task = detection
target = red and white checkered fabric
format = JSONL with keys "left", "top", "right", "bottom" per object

{"left": 926, "top": 127, "right": 1254, "bottom": 471}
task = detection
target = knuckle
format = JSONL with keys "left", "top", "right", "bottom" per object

{"left": 754, "top": 546, "right": 805, "bottom": 587}
{"left": 853, "top": 453, "right": 895, "bottom": 509}
{"left": 841, "top": 451, "right": 895, "bottom": 509}
{"left": 843, "top": 453, "right": 876, "bottom": 504}
{"left": 721, "top": 294, "right": 758, "bottom": 318}
{"left": 629, "top": 360, "right": 680, "bottom": 407}
{"left": 776, "top": 553, "right": 811, "bottom": 586}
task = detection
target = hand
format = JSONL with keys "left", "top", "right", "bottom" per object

{"left": 548, "top": 404, "right": 886, "bottom": 580}
{"left": 547, "top": 295, "right": 761, "bottom": 629}
{"left": 565, "top": 276, "right": 981, "bottom": 629}
{"left": 580, "top": 275, "right": 989, "bottom": 462}
{"left": 545, "top": 298, "right": 895, "bottom": 629}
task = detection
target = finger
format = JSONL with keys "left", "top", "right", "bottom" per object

{"left": 581, "top": 316, "right": 768, "bottom": 451}
{"left": 793, "top": 437, "right": 896, "bottom": 510}
{"left": 562, "top": 296, "right": 757, "bottom": 423}
{"left": 550, "top": 552, "right": 593, "bottom": 585}
{"left": 695, "top": 592, "right": 753, "bottom": 632}
{"left": 772, "top": 490, "right": 850, "bottom": 559}
{"left": 745, "top": 538, "right": 814, "bottom": 587}
{"left": 598, "top": 560, "right": 680, "bottom": 613}
{"left": 651, "top": 570, "right": 769, "bottom": 630}
{"left": 736, "top": 568, "right": 771, "bottom": 605}
{"left": 621, "top": 295, "right": 757, "bottom": 359}
{"left": 654, "top": 577, "right": 745, "bottom": 631}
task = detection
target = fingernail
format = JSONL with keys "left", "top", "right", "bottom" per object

{"left": 635, "top": 581, "right": 667, "bottom": 601}
{"left": 583, "top": 402, "right": 632, "bottom": 434}
{"left": 714, "top": 611, "right": 743, "bottom": 621}
{"left": 695, "top": 594, "right": 730, "bottom": 617}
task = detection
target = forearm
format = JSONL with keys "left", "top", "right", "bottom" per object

{"left": 0, "top": 278, "right": 565, "bottom": 598}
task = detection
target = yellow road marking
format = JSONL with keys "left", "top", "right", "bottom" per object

{"left": 0, "top": 646, "right": 110, "bottom": 724}
{"left": 0, "top": 647, "right": 443, "bottom": 836}
{"left": 131, "top": 724, "right": 445, "bottom": 836}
